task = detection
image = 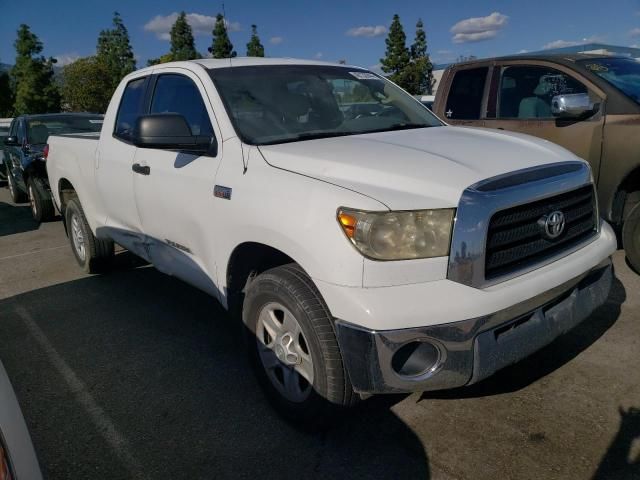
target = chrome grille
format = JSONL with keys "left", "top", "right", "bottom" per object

{"left": 485, "top": 185, "right": 597, "bottom": 279}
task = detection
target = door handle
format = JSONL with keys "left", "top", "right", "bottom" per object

{"left": 132, "top": 163, "right": 150, "bottom": 175}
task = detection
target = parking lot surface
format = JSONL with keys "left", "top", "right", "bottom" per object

{"left": 0, "top": 184, "right": 638, "bottom": 480}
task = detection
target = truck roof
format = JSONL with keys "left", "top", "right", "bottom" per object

{"left": 448, "top": 53, "right": 628, "bottom": 69}
{"left": 136, "top": 57, "right": 365, "bottom": 74}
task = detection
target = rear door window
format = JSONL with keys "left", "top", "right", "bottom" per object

{"left": 114, "top": 77, "right": 148, "bottom": 141}
{"left": 498, "top": 65, "right": 587, "bottom": 119}
{"left": 445, "top": 67, "right": 488, "bottom": 120}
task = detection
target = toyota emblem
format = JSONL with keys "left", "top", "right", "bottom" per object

{"left": 541, "top": 210, "right": 566, "bottom": 239}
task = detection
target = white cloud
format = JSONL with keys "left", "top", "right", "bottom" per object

{"left": 542, "top": 35, "right": 605, "bottom": 50}
{"left": 518, "top": 49, "right": 529, "bottom": 54}
{"left": 450, "top": 12, "right": 508, "bottom": 44}
{"left": 368, "top": 64, "right": 383, "bottom": 74}
{"left": 54, "top": 53, "right": 80, "bottom": 66}
{"left": 314, "top": 52, "right": 323, "bottom": 59}
{"left": 270, "top": 36, "right": 284, "bottom": 45}
{"left": 144, "top": 12, "right": 240, "bottom": 40}
{"left": 346, "top": 25, "right": 387, "bottom": 38}
{"left": 629, "top": 28, "right": 640, "bottom": 38}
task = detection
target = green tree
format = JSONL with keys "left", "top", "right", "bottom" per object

{"left": 380, "top": 14, "right": 410, "bottom": 89}
{"left": 407, "top": 19, "right": 435, "bottom": 95}
{"left": 60, "top": 57, "right": 112, "bottom": 113}
{"left": 0, "top": 69, "right": 13, "bottom": 117}
{"left": 146, "top": 53, "right": 174, "bottom": 67}
{"left": 246, "top": 25, "right": 265, "bottom": 57}
{"left": 97, "top": 12, "right": 136, "bottom": 95}
{"left": 208, "top": 14, "right": 236, "bottom": 59}
{"left": 11, "top": 24, "right": 60, "bottom": 115}
{"left": 170, "top": 11, "right": 199, "bottom": 61}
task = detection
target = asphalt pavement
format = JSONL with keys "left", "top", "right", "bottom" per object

{"left": 0, "top": 183, "right": 638, "bottom": 480}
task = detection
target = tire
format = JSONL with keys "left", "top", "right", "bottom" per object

{"left": 64, "top": 198, "right": 114, "bottom": 273}
{"left": 623, "top": 200, "right": 640, "bottom": 274}
{"left": 6, "top": 169, "right": 27, "bottom": 203}
{"left": 243, "top": 263, "right": 357, "bottom": 429}
{"left": 27, "top": 177, "right": 55, "bottom": 222}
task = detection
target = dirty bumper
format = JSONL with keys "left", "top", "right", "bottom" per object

{"left": 335, "top": 259, "right": 613, "bottom": 394}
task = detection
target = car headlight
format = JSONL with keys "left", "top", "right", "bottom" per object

{"left": 337, "top": 207, "right": 455, "bottom": 260}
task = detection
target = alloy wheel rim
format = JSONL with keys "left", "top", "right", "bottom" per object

{"left": 256, "top": 302, "right": 314, "bottom": 403}
{"left": 71, "top": 213, "right": 86, "bottom": 261}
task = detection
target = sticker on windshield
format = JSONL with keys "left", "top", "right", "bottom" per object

{"left": 349, "top": 71, "right": 380, "bottom": 80}
{"left": 585, "top": 63, "right": 608, "bottom": 72}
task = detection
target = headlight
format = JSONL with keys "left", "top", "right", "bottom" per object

{"left": 337, "top": 207, "right": 455, "bottom": 260}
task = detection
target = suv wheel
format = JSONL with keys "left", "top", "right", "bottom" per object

{"left": 65, "top": 198, "right": 114, "bottom": 273}
{"left": 623, "top": 200, "right": 640, "bottom": 273}
{"left": 7, "top": 169, "right": 27, "bottom": 203}
{"left": 28, "top": 177, "right": 55, "bottom": 222}
{"left": 243, "top": 263, "right": 357, "bottom": 429}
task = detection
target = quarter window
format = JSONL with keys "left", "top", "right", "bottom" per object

{"left": 150, "top": 74, "right": 213, "bottom": 136}
{"left": 498, "top": 66, "right": 587, "bottom": 119}
{"left": 114, "top": 77, "right": 148, "bottom": 140}
{"left": 445, "top": 68, "right": 488, "bottom": 120}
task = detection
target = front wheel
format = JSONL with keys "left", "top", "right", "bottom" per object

{"left": 65, "top": 198, "right": 114, "bottom": 273}
{"left": 28, "top": 177, "right": 55, "bottom": 222}
{"left": 6, "top": 169, "right": 27, "bottom": 203}
{"left": 623, "top": 201, "right": 640, "bottom": 273}
{"left": 243, "top": 264, "right": 357, "bottom": 429}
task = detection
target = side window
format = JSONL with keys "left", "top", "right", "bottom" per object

{"left": 114, "top": 77, "right": 148, "bottom": 140}
{"left": 498, "top": 65, "right": 587, "bottom": 119}
{"left": 16, "top": 120, "right": 25, "bottom": 144}
{"left": 445, "top": 67, "right": 488, "bottom": 120}
{"left": 150, "top": 74, "right": 213, "bottom": 136}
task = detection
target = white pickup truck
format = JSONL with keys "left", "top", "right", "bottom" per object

{"left": 47, "top": 58, "right": 617, "bottom": 427}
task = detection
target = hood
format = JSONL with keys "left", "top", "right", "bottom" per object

{"left": 258, "top": 126, "right": 582, "bottom": 210}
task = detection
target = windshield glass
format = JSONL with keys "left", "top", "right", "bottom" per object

{"left": 209, "top": 65, "right": 442, "bottom": 145}
{"left": 580, "top": 57, "right": 640, "bottom": 103}
{"left": 26, "top": 115, "right": 103, "bottom": 144}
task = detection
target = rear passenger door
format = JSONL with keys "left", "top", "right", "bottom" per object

{"left": 483, "top": 62, "right": 606, "bottom": 177}
{"left": 441, "top": 66, "right": 490, "bottom": 127}
{"left": 132, "top": 68, "right": 222, "bottom": 296}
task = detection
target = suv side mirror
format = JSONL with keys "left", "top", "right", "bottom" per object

{"left": 132, "top": 114, "right": 214, "bottom": 154}
{"left": 3, "top": 136, "right": 19, "bottom": 147}
{"left": 551, "top": 93, "right": 596, "bottom": 119}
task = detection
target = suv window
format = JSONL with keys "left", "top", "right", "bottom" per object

{"left": 16, "top": 119, "right": 25, "bottom": 144}
{"left": 498, "top": 65, "right": 587, "bottom": 119}
{"left": 114, "top": 77, "right": 148, "bottom": 140}
{"left": 150, "top": 74, "right": 213, "bottom": 136}
{"left": 445, "top": 68, "right": 488, "bottom": 120}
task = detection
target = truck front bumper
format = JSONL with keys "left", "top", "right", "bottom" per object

{"left": 334, "top": 258, "right": 613, "bottom": 394}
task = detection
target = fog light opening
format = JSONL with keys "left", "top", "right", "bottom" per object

{"left": 391, "top": 340, "right": 441, "bottom": 378}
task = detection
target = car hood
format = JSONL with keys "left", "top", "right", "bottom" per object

{"left": 258, "top": 126, "right": 581, "bottom": 210}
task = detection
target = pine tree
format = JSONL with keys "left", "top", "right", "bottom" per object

{"left": 170, "top": 12, "right": 199, "bottom": 61}
{"left": 208, "top": 14, "right": 237, "bottom": 59}
{"left": 97, "top": 12, "right": 136, "bottom": 94}
{"left": 380, "top": 14, "right": 410, "bottom": 89}
{"left": 407, "top": 19, "right": 435, "bottom": 95}
{"left": 11, "top": 24, "right": 60, "bottom": 115}
{"left": 246, "top": 25, "right": 265, "bottom": 57}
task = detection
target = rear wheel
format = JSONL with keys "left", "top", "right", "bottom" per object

{"left": 623, "top": 201, "right": 640, "bottom": 273}
{"left": 65, "top": 198, "right": 114, "bottom": 273}
{"left": 28, "top": 177, "right": 55, "bottom": 222}
{"left": 6, "top": 169, "right": 27, "bottom": 203}
{"left": 243, "top": 264, "right": 357, "bottom": 429}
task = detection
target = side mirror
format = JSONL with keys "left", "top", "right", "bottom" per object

{"left": 4, "top": 136, "right": 19, "bottom": 147}
{"left": 551, "top": 93, "right": 596, "bottom": 119}
{"left": 132, "top": 114, "right": 214, "bottom": 154}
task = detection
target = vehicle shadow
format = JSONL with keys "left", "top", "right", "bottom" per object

{"left": 0, "top": 201, "right": 40, "bottom": 236}
{"left": 0, "top": 265, "right": 430, "bottom": 480}
{"left": 421, "top": 275, "right": 626, "bottom": 401}
{"left": 592, "top": 406, "right": 640, "bottom": 480}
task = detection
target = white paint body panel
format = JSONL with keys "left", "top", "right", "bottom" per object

{"left": 46, "top": 58, "right": 617, "bottom": 331}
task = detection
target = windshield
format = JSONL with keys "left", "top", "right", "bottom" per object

{"left": 209, "top": 65, "right": 442, "bottom": 145}
{"left": 26, "top": 115, "right": 103, "bottom": 144}
{"left": 580, "top": 57, "right": 640, "bottom": 103}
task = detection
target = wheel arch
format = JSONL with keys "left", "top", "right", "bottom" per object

{"left": 612, "top": 165, "right": 640, "bottom": 225}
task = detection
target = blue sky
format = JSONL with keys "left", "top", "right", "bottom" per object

{"left": 1, "top": 0, "right": 640, "bottom": 70}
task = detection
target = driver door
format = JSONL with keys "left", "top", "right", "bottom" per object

{"left": 132, "top": 69, "right": 222, "bottom": 297}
